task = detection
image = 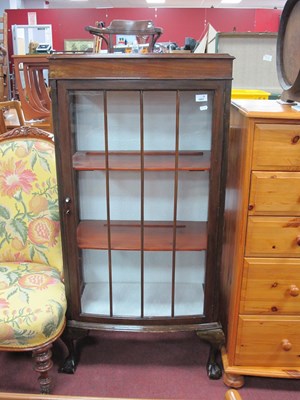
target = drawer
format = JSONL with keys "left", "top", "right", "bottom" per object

{"left": 249, "top": 172, "right": 300, "bottom": 216}
{"left": 235, "top": 315, "right": 300, "bottom": 366}
{"left": 253, "top": 124, "right": 300, "bottom": 171}
{"left": 240, "top": 258, "right": 300, "bottom": 314}
{"left": 245, "top": 216, "right": 300, "bottom": 257}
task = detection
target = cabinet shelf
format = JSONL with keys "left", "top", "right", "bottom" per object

{"left": 73, "top": 151, "right": 210, "bottom": 171}
{"left": 77, "top": 220, "right": 207, "bottom": 251}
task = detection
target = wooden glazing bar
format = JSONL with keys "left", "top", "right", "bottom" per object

{"left": 140, "top": 90, "right": 145, "bottom": 318}
{"left": 171, "top": 90, "right": 180, "bottom": 317}
{"left": 103, "top": 90, "right": 113, "bottom": 317}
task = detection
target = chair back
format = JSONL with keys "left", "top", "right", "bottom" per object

{"left": 0, "top": 107, "right": 6, "bottom": 133}
{"left": 85, "top": 19, "right": 163, "bottom": 53}
{"left": 0, "top": 126, "right": 63, "bottom": 275}
{"left": 0, "top": 100, "right": 25, "bottom": 132}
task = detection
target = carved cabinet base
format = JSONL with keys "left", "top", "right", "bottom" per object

{"left": 60, "top": 322, "right": 225, "bottom": 379}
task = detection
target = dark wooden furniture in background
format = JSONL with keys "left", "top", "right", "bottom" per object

{"left": 0, "top": 12, "right": 9, "bottom": 101}
{"left": 12, "top": 55, "right": 51, "bottom": 126}
{"left": 85, "top": 20, "right": 163, "bottom": 53}
{"left": 49, "top": 53, "right": 233, "bottom": 376}
{"left": 0, "top": 99, "right": 53, "bottom": 134}
{"left": 221, "top": 99, "right": 300, "bottom": 388}
{"left": 0, "top": 106, "right": 6, "bottom": 133}
{"left": 0, "top": 100, "right": 25, "bottom": 132}
{"left": 276, "top": 0, "right": 300, "bottom": 102}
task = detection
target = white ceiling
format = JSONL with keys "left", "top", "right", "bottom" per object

{"left": 24, "top": 0, "right": 288, "bottom": 9}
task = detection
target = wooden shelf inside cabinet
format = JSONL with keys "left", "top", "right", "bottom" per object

{"left": 73, "top": 150, "right": 211, "bottom": 171}
{"left": 77, "top": 220, "right": 207, "bottom": 251}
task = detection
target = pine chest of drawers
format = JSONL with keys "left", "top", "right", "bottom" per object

{"left": 221, "top": 99, "right": 300, "bottom": 387}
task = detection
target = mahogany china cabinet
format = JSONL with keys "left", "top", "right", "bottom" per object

{"left": 221, "top": 99, "right": 300, "bottom": 387}
{"left": 49, "top": 53, "right": 233, "bottom": 376}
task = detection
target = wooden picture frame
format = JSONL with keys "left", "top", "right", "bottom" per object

{"left": 64, "top": 39, "right": 94, "bottom": 52}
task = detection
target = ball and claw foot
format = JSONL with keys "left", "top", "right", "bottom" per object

{"left": 207, "top": 358, "right": 223, "bottom": 380}
{"left": 196, "top": 327, "right": 225, "bottom": 380}
{"left": 207, "top": 345, "right": 223, "bottom": 379}
{"left": 59, "top": 355, "right": 77, "bottom": 374}
{"left": 59, "top": 326, "right": 89, "bottom": 374}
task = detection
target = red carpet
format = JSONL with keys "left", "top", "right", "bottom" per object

{"left": 0, "top": 331, "right": 299, "bottom": 399}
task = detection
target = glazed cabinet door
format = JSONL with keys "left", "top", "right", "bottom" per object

{"left": 54, "top": 80, "right": 226, "bottom": 325}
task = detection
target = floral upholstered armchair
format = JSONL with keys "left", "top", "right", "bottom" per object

{"left": 0, "top": 126, "right": 67, "bottom": 393}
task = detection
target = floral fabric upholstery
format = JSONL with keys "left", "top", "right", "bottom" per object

{"left": 0, "top": 262, "right": 66, "bottom": 348}
{"left": 0, "top": 136, "right": 66, "bottom": 348}
{"left": 0, "top": 138, "right": 63, "bottom": 270}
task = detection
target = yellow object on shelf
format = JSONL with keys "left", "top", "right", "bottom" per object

{"left": 231, "top": 89, "right": 270, "bottom": 99}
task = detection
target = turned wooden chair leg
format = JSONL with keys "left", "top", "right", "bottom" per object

{"left": 32, "top": 344, "right": 53, "bottom": 394}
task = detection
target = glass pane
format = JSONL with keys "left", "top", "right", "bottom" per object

{"left": 144, "top": 252, "right": 172, "bottom": 317}
{"left": 144, "top": 171, "right": 174, "bottom": 221}
{"left": 81, "top": 249, "right": 110, "bottom": 316}
{"left": 78, "top": 171, "right": 106, "bottom": 220}
{"left": 71, "top": 88, "right": 213, "bottom": 320}
{"left": 177, "top": 171, "right": 209, "bottom": 221}
{"left": 81, "top": 250, "right": 141, "bottom": 317}
{"left": 70, "top": 91, "right": 105, "bottom": 151}
{"left": 107, "top": 91, "right": 140, "bottom": 151}
{"left": 174, "top": 252, "right": 205, "bottom": 316}
{"left": 143, "top": 91, "right": 176, "bottom": 151}
{"left": 111, "top": 251, "right": 141, "bottom": 317}
{"left": 179, "top": 91, "right": 213, "bottom": 151}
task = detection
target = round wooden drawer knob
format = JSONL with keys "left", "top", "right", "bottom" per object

{"left": 296, "top": 236, "right": 300, "bottom": 246}
{"left": 292, "top": 135, "right": 300, "bottom": 144}
{"left": 281, "top": 339, "right": 292, "bottom": 351}
{"left": 289, "top": 284, "right": 300, "bottom": 297}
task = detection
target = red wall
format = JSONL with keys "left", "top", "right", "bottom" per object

{"left": 6, "top": 7, "right": 281, "bottom": 56}
{"left": 254, "top": 8, "right": 281, "bottom": 32}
